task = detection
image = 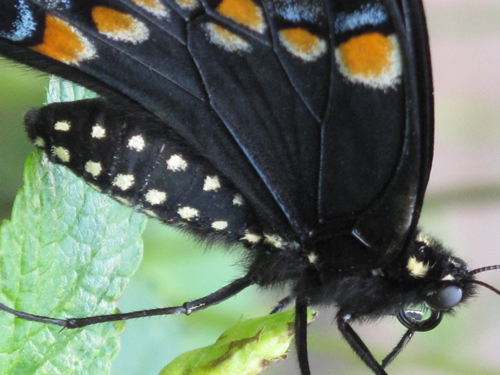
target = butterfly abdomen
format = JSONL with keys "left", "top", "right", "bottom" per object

{"left": 25, "top": 98, "right": 255, "bottom": 244}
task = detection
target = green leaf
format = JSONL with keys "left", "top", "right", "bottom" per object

{"left": 160, "top": 310, "right": 316, "bottom": 375}
{"left": 0, "top": 78, "right": 147, "bottom": 375}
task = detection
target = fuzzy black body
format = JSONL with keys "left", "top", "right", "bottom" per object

{"left": 0, "top": 0, "right": 480, "bottom": 373}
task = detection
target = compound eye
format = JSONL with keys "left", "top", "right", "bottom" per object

{"left": 426, "top": 286, "right": 463, "bottom": 310}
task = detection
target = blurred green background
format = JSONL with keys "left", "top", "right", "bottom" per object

{"left": 1, "top": 1, "right": 500, "bottom": 374}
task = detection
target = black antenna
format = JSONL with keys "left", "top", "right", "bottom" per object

{"left": 470, "top": 265, "right": 500, "bottom": 296}
{"left": 470, "top": 265, "right": 500, "bottom": 275}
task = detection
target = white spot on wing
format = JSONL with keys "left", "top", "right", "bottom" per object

{"left": 203, "top": 176, "right": 221, "bottom": 191}
{"left": 166, "top": 154, "right": 188, "bottom": 171}
{"left": 112, "top": 174, "right": 135, "bottom": 191}
{"left": 127, "top": 134, "right": 146, "bottom": 151}
{"left": 145, "top": 189, "right": 167, "bottom": 205}
{"left": 54, "top": 120, "right": 71, "bottom": 131}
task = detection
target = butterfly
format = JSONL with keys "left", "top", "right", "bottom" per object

{"left": 0, "top": 0, "right": 499, "bottom": 374}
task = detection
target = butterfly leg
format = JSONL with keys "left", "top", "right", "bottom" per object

{"left": 270, "top": 295, "right": 295, "bottom": 314}
{"left": 295, "top": 297, "right": 311, "bottom": 375}
{"left": 0, "top": 274, "right": 255, "bottom": 328}
{"left": 337, "top": 314, "right": 388, "bottom": 375}
{"left": 381, "top": 329, "right": 414, "bottom": 368}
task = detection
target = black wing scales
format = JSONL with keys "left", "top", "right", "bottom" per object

{"left": 188, "top": 14, "right": 321, "bottom": 234}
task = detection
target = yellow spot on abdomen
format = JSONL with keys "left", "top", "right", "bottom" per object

{"left": 216, "top": 0, "right": 265, "bottom": 33}
{"left": 212, "top": 221, "right": 228, "bottom": 230}
{"left": 203, "top": 175, "right": 221, "bottom": 191}
{"left": 112, "top": 174, "right": 135, "bottom": 190}
{"left": 335, "top": 33, "right": 401, "bottom": 89}
{"left": 178, "top": 206, "right": 199, "bottom": 221}
{"left": 34, "top": 137, "right": 46, "bottom": 148}
{"left": 31, "top": 15, "right": 96, "bottom": 65}
{"left": 51, "top": 146, "right": 71, "bottom": 163}
{"left": 92, "top": 6, "right": 149, "bottom": 44}
{"left": 145, "top": 189, "right": 167, "bottom": 205}
{"left": 85, "top": 161, "right": 103, "bottom": 177}
{"left": 279, "top": 28, "right": 327, "bottom": 62}
{"left": 54, "top": 120, "right": 71, "bottom": 131}
{"left": 91, "top": 125, "right": 106, "bottom": 139}
{"left": 241, "top": 230, "right": 262, "bottom": 244}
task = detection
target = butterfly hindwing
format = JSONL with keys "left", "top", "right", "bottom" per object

{"left": 310, "top": 0, "right": 433, "bottom": 268}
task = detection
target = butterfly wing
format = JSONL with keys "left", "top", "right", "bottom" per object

{"left": 314, "top": 0, "right": 434, "bottom": 267}
{"left": 0, "top": 0, "right": 433, "bottom": 269}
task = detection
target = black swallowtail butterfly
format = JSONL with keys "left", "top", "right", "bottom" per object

{"left": 0, "top": 0, "right": 499, "bottom": 374}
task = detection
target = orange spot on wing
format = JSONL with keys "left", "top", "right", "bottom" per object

{"left": 337, "top": 32, "right": 394, "bottom": 78}
{"left": 205, "top": 22, "right": 251, "bottom": 52}
{"left": 216, "top": 0, "right": 265, "bottom": 33}
{"left": 335, "top": 32, "right": 402, "bottom": 88}
{"left": 279, "top": 28, "right": 326, "bottom": 61}
{"left": 92, "top": 6, "right": 149, "bottom": 43}
{"left": 31, "top": 15, "right": 95, "bottom": 65}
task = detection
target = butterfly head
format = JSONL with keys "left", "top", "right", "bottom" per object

{"left": 395, "top": 232, "right": 500, "bottom": 332}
